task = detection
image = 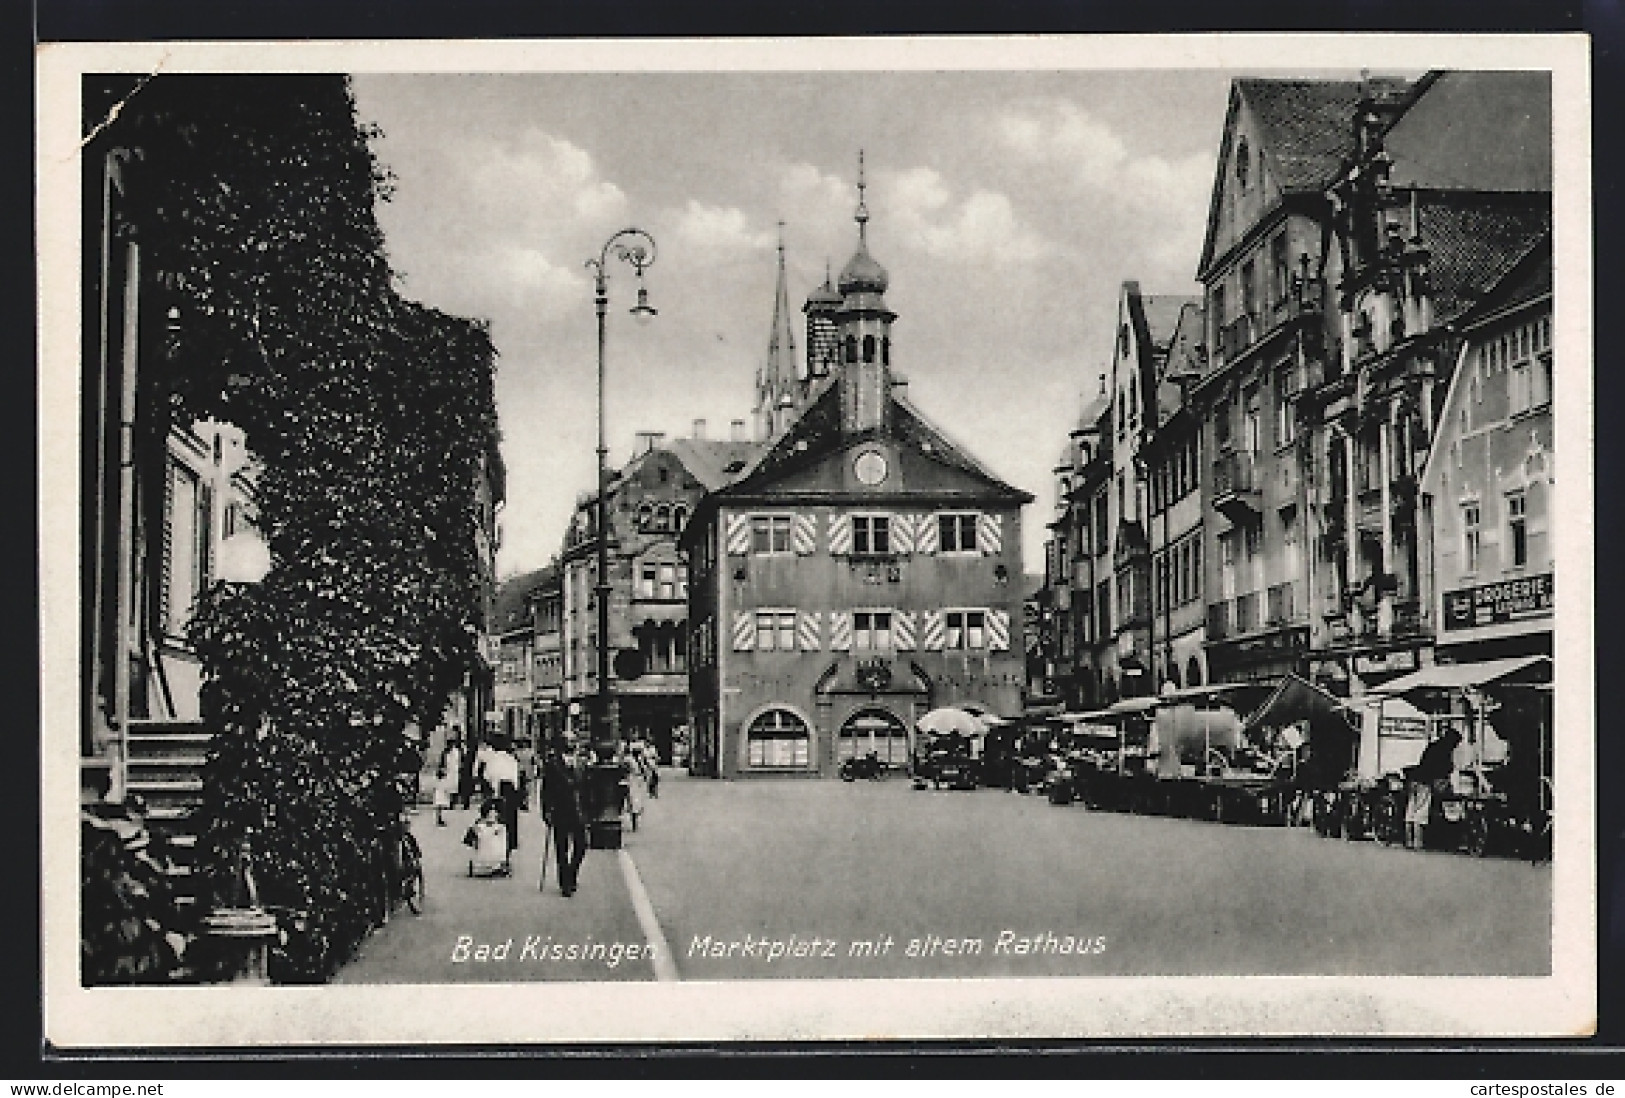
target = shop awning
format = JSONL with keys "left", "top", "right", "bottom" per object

{"left": 916, "top": 707, "right": 986, "bottom": 736}
{"left": 1373, "top": 654, "right": 1551, "bottom": 694}
{"left": 1243, "top": 673, "right": 1356, "bottom": 733}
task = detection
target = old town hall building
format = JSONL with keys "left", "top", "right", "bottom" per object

{"left": 683, "top": 165, "right": 1032, "bottom": 778}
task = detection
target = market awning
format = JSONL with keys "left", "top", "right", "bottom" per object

{"left": 915, "top": 707, "right": 986, "bottom": 736}
{"left": 1373, "top": 654, "right": 1551, "bottom": 694}
{"left": 1243, "top": 673, "right": 1355, "bottom": 732}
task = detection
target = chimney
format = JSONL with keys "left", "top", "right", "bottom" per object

{"left": 730, "top": 418, "right": 746, "bottom": 442}
{"left": 692, "top": 418, "right": 707, "bottom": 440}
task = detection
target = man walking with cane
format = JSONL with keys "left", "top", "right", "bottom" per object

{"left": 540, "top": 737, "right": 588, "bottom": 897}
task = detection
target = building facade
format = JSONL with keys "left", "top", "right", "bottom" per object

{"left": 557, "top": 428, "right": 757, "bottom": 764}
{"left": 1308, "top": 70, "right": 1552, "bottom": 693}
{"left": 1418, "top": 235, "right": 1553, "bottom": 665}
{"left": 81, "top": 119, "right": 268, "bottom": 804}
{"left": 684, "top": 174, "right": 1032, "bottom": 778}
{"left": 1040, "top": 284, "right": 1196, "bottom": 709}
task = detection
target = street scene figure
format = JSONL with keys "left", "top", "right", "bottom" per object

{"left": 540, "top": 740, "right": 589, "bottom": 897}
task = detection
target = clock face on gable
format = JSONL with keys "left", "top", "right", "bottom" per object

{"left": 853, "top": 450, "right": 889, "bottom": 487}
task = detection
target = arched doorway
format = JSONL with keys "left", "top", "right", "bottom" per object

{"left": 838, "top": 707, "right": 909, "bottom": 768}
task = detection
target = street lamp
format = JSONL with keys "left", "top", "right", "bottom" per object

{"left": 583, "top": 228, "right": 657, "bottom": 850}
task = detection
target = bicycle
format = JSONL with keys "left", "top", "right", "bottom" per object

{"left": 399, "top": 824, "right": 425, "bottom": 914}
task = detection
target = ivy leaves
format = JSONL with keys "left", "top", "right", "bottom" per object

{"left": 98, "top": 75, "right": 498, "bottom": 980}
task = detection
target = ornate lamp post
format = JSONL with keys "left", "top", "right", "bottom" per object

{"left": 583, "top": 228, "right": 657, "bottom": 850}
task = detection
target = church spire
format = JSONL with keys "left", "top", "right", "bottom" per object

{"left": 855, "top": 149, "right": 869, "bottom": 244}
{"left": 756, "top": 220, "right": 802, "bottom": 439}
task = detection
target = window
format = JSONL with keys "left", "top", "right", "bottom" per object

{"left": 1235, "top": 138, "right": 1251, "bottom": 189}
{"left": 1271, "top": 233, "right": 1291, "bottom": 305}
{"left": 1215, "top": 399, "right": 1233, "bottom": 448}
{"left": 845, "top": 335, "right": 858, "bottom": 363}
{"left": 751, "top": 514, "right": 792, "bottom": 554}
{"left": 1094, "top": 493, "right": 1109, "bottom": 551}
{"left": 1462, "top": 501, "right": 1481, "bottom": 573}
{"left": 1241, "top": 259, "right": 1257, "bottom": 318}
{"left": 165, "top": 462, "right": 211, "bottom": 635}
{"left": 672, "top": 505, "right": 687, "bottom": 532}
{"left": 1155, "top": 556, "right": 1169, "bottom": 615}
{"left": 1095, "top": 579, "right": 1112, "bottom": 637}
{"left": 1533, "top": 350, "right": 1552, "bottom": 408}
{"left": 637, "top": 565, "right": 657, "bottom": 599}
{"left": 853, "top": 611, "right": 893, "bottom": 651}
{"left": 1243, "top": 391, "right": 1262, "bottom": 454}
{"left": 863, "top": 334, "right": 876, "bottom": 363}
{"left": 853, "top": 515, "right": 891, "bottom": 555}
{"left": 747, "top": 708, "right": 810, "bottom": 768}
{"left": 1116, "top": 571, "right": 1133, "bottom": 625}
{"left": 654, "top": 504, "right": 671, "bottom": 530}
{"left": 1507, "top": 492, "right": 1528, "bottom": 568}
{"left": 939, "top": 513, "right": 978, "bottom": 553}
{"left": 881, "top": 337, "right": 891, "bottom": 365}
{"left": 755, "top": 610, "right": 797, "bottom": 652}
{"left": 945, "top": 610, "right": 986, "bottom": 650}
{"left": 1276, "top": 366, "right": 1298, "bottom": 446}
{"left": 658, "top": 563, "right": 677, "bottom": 601}
{"left": 1510, "top": 355, "right": 1530, "bottom": 414}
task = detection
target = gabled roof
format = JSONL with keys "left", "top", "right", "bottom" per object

{"left": 714, "top": 375, "right": 1029, "bottom": 504}
{"left": 1198, "top": 76, "right": 1412, "bottom": 277}
{"left": 1452, "top": 231, "right": 1552, "bottom": 331}
{"left": 663, "top": 437, "right": 762, "bottom": 491}
{"left": 1138, "top": 294, "right": 1196, "bottom": 350}
{"left": 492, "top": 565, "right": 557, "bottom": 634}
{"left": 1416, "top": 195, "right": 1551, "bottom": 325}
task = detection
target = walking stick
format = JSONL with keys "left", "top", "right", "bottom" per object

{"left": 539, "top": 819, "right": 552, "bottom": 891}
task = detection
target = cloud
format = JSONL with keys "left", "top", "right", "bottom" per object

{"left": 466, "top": 128, "right": 628, "bottom": 227}
{"left": 671, "top": 199, "right": 777, "bottom": 253}
{"left": 995, "top": 98, "right": 1211, "bottom": 214}
{"left": 878, "top": 166, "right": 1049, "bottom": 268}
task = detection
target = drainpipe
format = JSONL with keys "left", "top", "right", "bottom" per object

{"left": 111, "top": 236, "right": 141, "bottom": 804}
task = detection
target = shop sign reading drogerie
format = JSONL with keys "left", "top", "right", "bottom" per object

{"left": 1443, "top": 573, "right": 1553, "bottom": 631}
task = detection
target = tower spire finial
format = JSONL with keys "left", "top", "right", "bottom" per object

{"left": 777, "top": 219, "right": 786, "bottom": 260}
{"left": 855, "top": 149, "right": 869, "bottom": 241}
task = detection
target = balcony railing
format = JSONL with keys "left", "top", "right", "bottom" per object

{"left": 1265, "top": 580, "right": 1305, "bottom": 626}
{"left": 1235, "top": 591, "right": 1260, "bottom": 634}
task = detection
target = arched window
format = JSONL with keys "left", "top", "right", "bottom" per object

{"left": 747, "top": 707, "right": 811, "bottom": 768}
{"left": 881, "top": 337, "right": 890, "bottom": 365}
{"left": 862, "top": 334, "right": 876, "bottom": 363}
{"left": 1186, "top": 656, "right": 1203, "bottom": 687}
{"left": 838, "top": 708, "right": 907, "bottom": 767}
{"left": 1166, "top": 662, "right": 1182, "bottom": 690}
{"left": 845, "top": 335, "right": 858, "bottom": 363}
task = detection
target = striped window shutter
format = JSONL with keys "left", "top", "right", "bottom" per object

{"left": 986, "top": 608, "right": 1012, "bottom": 652}
{"left": 892, "top": 610, "right": 917, "bottom": 651}
{"left": 914, "top": 512, "right": 939, "bottom": 555}
{"left": 731, "top": 611, "right": 756, "bottom": 651}
{"left": 797, "top": 610, "right": 822, "bottom": 651}
{"left": 792, "top": 513, "right": 818, "bottom": 555}
{"left": 921, "top": 610, "right": 946, "bottom": 651}
{"left": 976, "top": 512, "right": 1004, "bottom": 555}
{"left": 890, "top": 513, "right": 915, "bottom": 555}
{"left": 726, "top": 514, "right": 751, "bottom": 555}
{"left": 829, "top": 610, "right": 853, "bottom": 651}
{"left": 827, "top": 513, "right": 853, "bottom": 555}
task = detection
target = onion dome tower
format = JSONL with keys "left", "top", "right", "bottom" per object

{"left": 837, "top": 151, "right": 896, "bottom": 436}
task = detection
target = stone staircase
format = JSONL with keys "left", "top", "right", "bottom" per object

{"left": 124, "top": 718, "right": 211, "bottom": 915}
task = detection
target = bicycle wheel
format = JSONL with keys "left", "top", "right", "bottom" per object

{"left": 404, "top": 861, "right": 425, "bottom": 914}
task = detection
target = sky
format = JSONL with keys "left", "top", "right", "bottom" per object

{"left": 349, "top": 69, "right": 1259, "bottom": 580}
